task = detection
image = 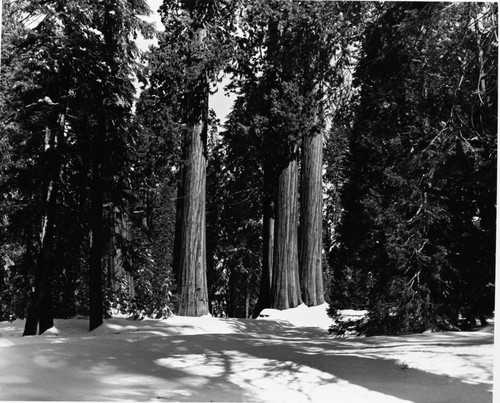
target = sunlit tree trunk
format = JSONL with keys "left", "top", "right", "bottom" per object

{"left": 176, "top": 26, "right": 209, "bottom": 316}
{"left": 299, "top": 121, "right": 325, "bottom": 306}
{"left": 271, "top": 158, "right": 302, "bottom": 309}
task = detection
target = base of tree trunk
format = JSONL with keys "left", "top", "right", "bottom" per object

{"left": 271, "top": 159, "right": 302, "bottom": 310}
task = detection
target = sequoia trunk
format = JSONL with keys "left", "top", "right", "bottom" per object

{"left": 176, "top": 27, "right": 209, "bottom": 316}
{"left": 271, "top": 158, "right": 302, "bottom": 309}
{"left": 299, "top": 125, "right": 325, "bottom": 306}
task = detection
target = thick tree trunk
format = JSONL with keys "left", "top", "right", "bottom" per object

{"left": 176, "top": 26, "right": 209, "bottom": 316}
{"left": 89, "top": 117, "right": 105, "bottom": 331}
{"left": 252, "top": 165, "right": 275, "bottom": 318}
{"left": 271, "top": 158, "right": 302, "bottom": 310}
{"left": 177, "top": 118, "right": 209, "bottom": 316}
{"left": 299, "top": 125, "right": 325, "bottom": 306}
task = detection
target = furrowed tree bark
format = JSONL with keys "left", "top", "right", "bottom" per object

{"left": 252, "top": 164, "right": 275, "bottom": 318}
{"left": 299, "top": 122, "right": 325, "bottom": 306}
{"left": 177, "top": 104, "right": 209, "bottom": 316}
{"left": 176, "top": 26, "right": 209, "bottom": 316}
{"left": 271, "top": 157, "right": 302, "bottom": 310}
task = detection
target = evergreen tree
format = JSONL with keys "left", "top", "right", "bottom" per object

{"left": 0, "top": 0, "right": 91, "bottom": 334}
{"left": 0, "top": 0, "right": 152, "bottom": 333}
{"left": 332, "top": 2, "right": 497, "bottom": 334}
{"left": 206, "top": 108, "right": 262, "bottom": 318}
{"left": 127, "top": 74, "right": 182, "bottom": 318}
{"left": 86, "top": 0, "right": 153, "bottom": 331}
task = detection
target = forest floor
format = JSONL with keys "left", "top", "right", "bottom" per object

{"left": 0, "top": 304, "right": 494, "bottom": 402}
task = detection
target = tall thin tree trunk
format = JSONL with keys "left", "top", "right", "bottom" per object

{"left": 0, "top": 0, "right": 3, "bottom": 77}
{"left": 172, "top": 168, "right": 184, "bottom": 289}
{"left": 89, "top": 116, "right": 105, "bottom": 331}
{"left": 87, "top": 1, "right": 117, "bottom": 332}
{"left": 176, "top": 26, "right": 209, "bottom": 316}
{"left": 245, "top": 278, "right": 250, "bottom": 318}
{"left": 38, "top": 193, "right": 55, "bottom": 334}
{"left": 271, "top": 158, "right": 302, "bottom": 310}
{"left": 24, "top": 112, "right": 66, "bottom": 335}
{"left": 474, "top": 3, "right": 487, "bottom": 103}
{"left": 23, "top": 185, "right": 56, "bottom": 336}
{"left": 253, "top": 164, "right": 275, "bottom": 317}
{"left": 107, "top": 212, "right": 114, "bottom": 291}
{"left": 299, "top": 123, "right": 325, "bottom": 306}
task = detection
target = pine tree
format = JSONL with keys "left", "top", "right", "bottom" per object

{"left": 333, "top": 2, "right": 497, "bottom": 334}
{"left": 0, "top": 0, "right": 83, "bottom": 334}
{"left": 0, "top": 0, "right": 152, "bottom": 333}
{"left": 128, "top": 71, "right": 183, "bottom": 319}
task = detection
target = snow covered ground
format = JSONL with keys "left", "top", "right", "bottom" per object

{"left": 0, "top": 304, "right": 494, "bottom": 402}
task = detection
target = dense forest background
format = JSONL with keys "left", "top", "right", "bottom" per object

{"left": 0, "top": 0, "right": 496, "bottom": 336}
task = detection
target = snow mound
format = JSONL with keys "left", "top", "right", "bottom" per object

{"left": 259, "top": 303, "right": 333, "bottom": 330}
{"left": 0, "top": 313, "right": 493, "bottom": 402}
{"left": 86, "top": 314, "right": 237, "bottom": 337}
{"left": 0, "top": 319, "right": 26, "bottom": 337}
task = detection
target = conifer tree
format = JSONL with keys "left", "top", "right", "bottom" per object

{"left": 333, "top": 2, "right": 497, "bottom": 334}
{"left": 0, "top": 0, "right": 152, "bottom": 333}
{"left": 86, "top": 0, "right": 152, "bottom": 331}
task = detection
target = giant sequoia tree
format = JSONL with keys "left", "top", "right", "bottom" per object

{"left": 234, "top": 5, "right": 305, "bottom": 312}
{"left": 231, "top": 1, "right": 366, "bottom": 314}
{"left": 176, "top": 5, "right": 210, "bottom": 316}
{"left": 156, "top": 0, "right": 239, "bottom": 316}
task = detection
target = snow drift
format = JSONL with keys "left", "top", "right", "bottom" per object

{"left": 0, "top": 304, "right": 493, "bottom": 402}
